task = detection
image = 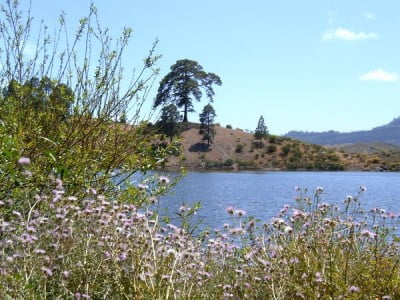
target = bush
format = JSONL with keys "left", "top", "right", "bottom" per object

{"left": 224, "top": 158, "right": 234, "bottom": 166}
{"left": 268, "top": 135, "right": 276, "bottom": 143}
{"left": 235, "top": 143, "right": 244, "bottom": 153}
{"left": 252, "top": 141, "right": 264, "bottom": 149}
{"left": 226, "top": 124, "right": 233, "bottom": 129}
{"left": 266, "top": 144, "right": 277, "bottom": 154}
{"left": 0, "top": 1, "right": 177, "bottom": 204}
{"left": 281, "top": 144, "right": 291, "bottom": 156}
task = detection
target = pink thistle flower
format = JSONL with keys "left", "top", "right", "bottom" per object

{"left": 349, "top": 286, "right": 360, "bottom": 293}
{"left": 179, "top": 205, "right": 189, "bottom": 213}
{"left": 235, "top": 209, "right": 246, "bottom": 217}
{"left": 34, "top": 249, "right": 46, "bottom": 254}
{"left": 159, "top": 176, "right": 170, "bottom": 184}
{"left": 20, "top": 233, "right": 37, "bottom": 244}
{"left": 137, "top": 183, "right": 149, "bottom": 191}
{"left": 27, "top": 226, "right": 37, "bottom": 233}
{"left": 118, "top": 252, "right": 128, "bottom": 261}
{"left": 18, "top": 157, "right": 31, "bottom": 165}
{"left": 284, "top": 226, "right": 293, "bottom": 234}
{"left": 41, "top": 266, "right": 53, "bottom": 276}
{"left": 315, "top": 272, "right": 323, "bottom": 283}
{"left": 361, "top": 229, "right": 376, "bottom": 239}
{"left": 167, "top": 248, "right": 177, "bottom": 257}
{"left": 23, "top": 170, "right": 33, "bottom": 177}
{"left": 226, "top": 206, "right": 234, "bottom": 215}
{"left": 62, "top": 270, "right": 70, "bottom": 278}
{"left": 12, "top": 210, "right": 22, "bottom": 218}
{"left": 86, "top": 188, "right": 97, "bottom": 195}
{"left": 55, "top": 178, "right": 63, "bottom": 190}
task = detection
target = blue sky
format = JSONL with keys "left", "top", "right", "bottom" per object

{"left": 26, "top": 0, "right": 400, "bottom": 135}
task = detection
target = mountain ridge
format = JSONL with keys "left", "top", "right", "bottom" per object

{"left": 285, "top": 117, "right": 400, "bottom": 145}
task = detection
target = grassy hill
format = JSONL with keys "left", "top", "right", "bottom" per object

{"left": 164, "top": 124, "right": 400, "bottom": 171}
{"left": 329, "top": 143, "right": 400, "bottom": 171}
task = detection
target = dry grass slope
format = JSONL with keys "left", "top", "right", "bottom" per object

{"left": 164, "top": 124, "right": 398, "bottom": 171}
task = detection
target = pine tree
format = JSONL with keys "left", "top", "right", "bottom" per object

{"left": 154, "top": 59, "right": 222, "bottom": 122}
{"left": 254, "top": 115, "right": 268, "bottom": 141}
{"left": 199, "top": 104, "right": 216, "bottom": 146}
{"left": 158, "top": 104, "right": 181, "bottom": 142}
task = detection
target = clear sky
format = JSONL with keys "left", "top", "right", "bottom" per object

{"left": 25, "top": 0, "right": 400, "bottom": 135}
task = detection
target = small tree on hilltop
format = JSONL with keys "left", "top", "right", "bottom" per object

{"left": 199, "top": 104, "right": 216, "bottom": 146}
{"left": 154, "top": 59, "right": 222, "bottom": 123}
{"left": 157, "top": 104, "right": 181, "bottom": 142}
{"left": 254, "top": 115, "right": 268, "bottom": 147}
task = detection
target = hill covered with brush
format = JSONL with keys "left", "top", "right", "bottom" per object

{"left": 163, "top": 124, "right": 400, "bottom": 171}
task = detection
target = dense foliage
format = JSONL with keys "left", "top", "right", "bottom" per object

{"left": 157, "top": 104, "right": 181, "bottom": 142}
{"left": 154, "top": 59, "right": 222, "bottom": 122}
{"left": 0, "top": 0, "right": 178, "bottom": 207}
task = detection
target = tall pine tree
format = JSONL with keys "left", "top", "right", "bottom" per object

{"left": 157, "top": 104, "right": 181, "bottom": 142}
{"left": 154, "top": 59, "right": 222, "bottom": 122}
{"left": 199, "top": 104, "right": 216, "bottom": 146}
{"left": 254, "top": 115, "right": 268, "bottom": 141}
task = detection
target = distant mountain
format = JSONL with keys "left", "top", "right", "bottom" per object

{"left": 285, "top": 117, "right": 400, "bottom": 145}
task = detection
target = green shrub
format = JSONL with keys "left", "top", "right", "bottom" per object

{"left": 0, "top": 1, "right": 177, "bottom": 206}
{"left": 281, "top": 144, "right": 291, "bottom": 156}
{"left": 235, "top": 143, "right": 244, "bottom": 153}
{"left": 266, "top": 144, "right": 277, "bottom": 154}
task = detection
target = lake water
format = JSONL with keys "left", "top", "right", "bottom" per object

{"left": 158, "top": 171, "right": 400, "bottom": 230}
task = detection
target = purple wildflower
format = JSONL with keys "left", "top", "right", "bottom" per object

{"left": 18, "top": 157, "right": 31, "bottom": 165}
{"left": 226, "top": 206, "right": 234, "bottom": 215}
{"left": 284, "top": 226, "right": 293, "bottom": 234}
{"left": 159, "top": 176, "right": 170, "bottom": 184}
{"left": 235, "top": 209, "right": 246, "bottom": 217}
{"left": 361, "top": 229, "right": 376, "bottom": 239}
{"left": 349, "top": 286, "right": 360, "bottom": 293}
{"left": 41, "top": 266, "right": 53, "bottom": 276}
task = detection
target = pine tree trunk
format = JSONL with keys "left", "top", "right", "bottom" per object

{"left": 183, "top": 104, "right": 188, "bottom": 122}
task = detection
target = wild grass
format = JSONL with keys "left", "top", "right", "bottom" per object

{"left": 1, "top": 161, "right": 399, "bottom": 299}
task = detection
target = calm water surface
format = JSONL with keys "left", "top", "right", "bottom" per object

{"left": 159, "top": 171, "right": 400, "bottom": 229}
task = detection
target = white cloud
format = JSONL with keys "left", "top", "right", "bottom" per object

{"left": 360, "top": 69, "right": 399, "bottom": 82}
{"left": 322, "top": 28, "right": 378, "bottom": 41}
{"left": 365, "top": 12, "right": 376, "bottom": 20}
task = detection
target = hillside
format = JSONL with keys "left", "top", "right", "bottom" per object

{"left": 164, "top": 124, "right": 400, "bottom": 171}
{"left": 285, "top": 117, "right": 400, "bottom": 145}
